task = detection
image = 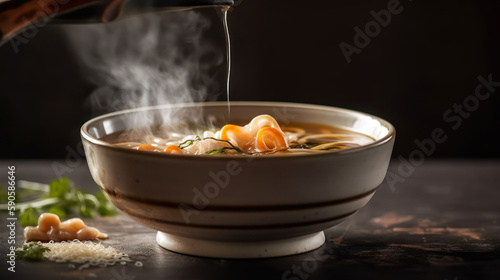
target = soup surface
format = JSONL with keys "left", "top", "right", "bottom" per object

{"left": 103, "top": 115, "right": 375, "bottom": 155}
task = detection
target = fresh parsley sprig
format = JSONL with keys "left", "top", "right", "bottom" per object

{"left": 0, "top": 178, "right": 117, "bottom": 227}
{"left": 15, "top": 242, "right": 50, "bottom": 261}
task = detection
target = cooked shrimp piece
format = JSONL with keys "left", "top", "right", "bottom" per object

{"left": 164, "top": 145, "right": 183, "bottom": 154}
{"left": 220, "top": 124, "right": 253, "bottom": 151}
{"left": 77, "top": 227, "right": 108, "bottom": 240}
{"left": 36, "top": 213, "right": 61, "bottom": 232}
{"left": 24, "top": 213, "right": 108, "bottom": 242}
{"left": 24, "top": 226, "right": 51, "bottom": 242}
{"left": 219, "top": 115, "right": 289, "bottom": 153}
{"left": 255, "top": 127, "right": 288, "bottom": 152}
{"left": 59, "top": 218, "right": 86, "bottom": 233}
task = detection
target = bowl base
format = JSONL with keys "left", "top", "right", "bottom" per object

{"left": 156, "top": 231, "right": 325, "bottom": 258}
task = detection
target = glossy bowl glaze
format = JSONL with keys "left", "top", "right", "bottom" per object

{"left": 81, "top": 102, "right": 395, "bottom": 258}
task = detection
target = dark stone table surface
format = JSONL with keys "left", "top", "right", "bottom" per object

{"left": 0, "top": 159, "right": 499, "bottom": 280}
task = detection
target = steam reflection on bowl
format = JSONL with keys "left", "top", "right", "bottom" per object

{"left": 81, "top": 102, "right": 395, "bottom": 258}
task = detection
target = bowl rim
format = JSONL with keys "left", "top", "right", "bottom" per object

{"left": 81, "top": 101, "right": 396, "bottom": 160}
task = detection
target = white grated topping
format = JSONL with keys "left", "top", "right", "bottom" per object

{"left": 40, "top": 240, "right": 132, "bottom": 268}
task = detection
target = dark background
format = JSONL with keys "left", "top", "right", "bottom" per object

{"left": 1, "top": 0, "right": 499, "bottom": 159}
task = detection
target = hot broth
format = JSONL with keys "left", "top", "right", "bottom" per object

{"left": 103, "top": 115, "right": 374, "bottom": 155}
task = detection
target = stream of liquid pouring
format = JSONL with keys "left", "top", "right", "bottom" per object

{"left": 221, "top": 7, "right": 231, "bottom": 121}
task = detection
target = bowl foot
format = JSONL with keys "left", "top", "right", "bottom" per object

{"left": 156, "top": 231, "right": 325, "bottom": 258}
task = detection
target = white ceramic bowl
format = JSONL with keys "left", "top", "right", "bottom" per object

{"left": 81, "top": 102, "right": 395, "bottom": 258}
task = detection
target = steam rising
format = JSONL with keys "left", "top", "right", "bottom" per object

{"left": 66, "top": 10, "right": 223, "bottom": 138}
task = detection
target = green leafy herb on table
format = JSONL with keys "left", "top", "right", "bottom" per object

{"left": 19, "top": 207, "right": 40, "bottom": 227}
{"left": 95, "top": 192, "right": 117, "bottom": 216}
{"left": 0, "top": 186, "right": 9, "bottom": 202}
{"left": 15, "top": 242, "right": 50, "bottom": 261}
{"left": 0, "top": 178, "right": 117, "bottom": 227}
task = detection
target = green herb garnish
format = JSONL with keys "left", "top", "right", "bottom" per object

{"left": 18, "top": 207, "right": 41, "bottom": 227}
{"left": 0, "top": 178, "right": 117, "bottom": 227}
{"left": 205, "top": 147, "right": 241, "bottom": 155}
{"left": 203, "top": 137, "right": 250, "bottom": 155}
{"left": 178, "top": 136, "right": 202, "bottom": 149}
{"left": 0, "top": 186, "right": 8, "bottom": 203}
{"left": 95, "top": 192, "right": 118, "bottom": 216}
{"left": 15, "top": 242, "right": 50, "bottom": 261}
